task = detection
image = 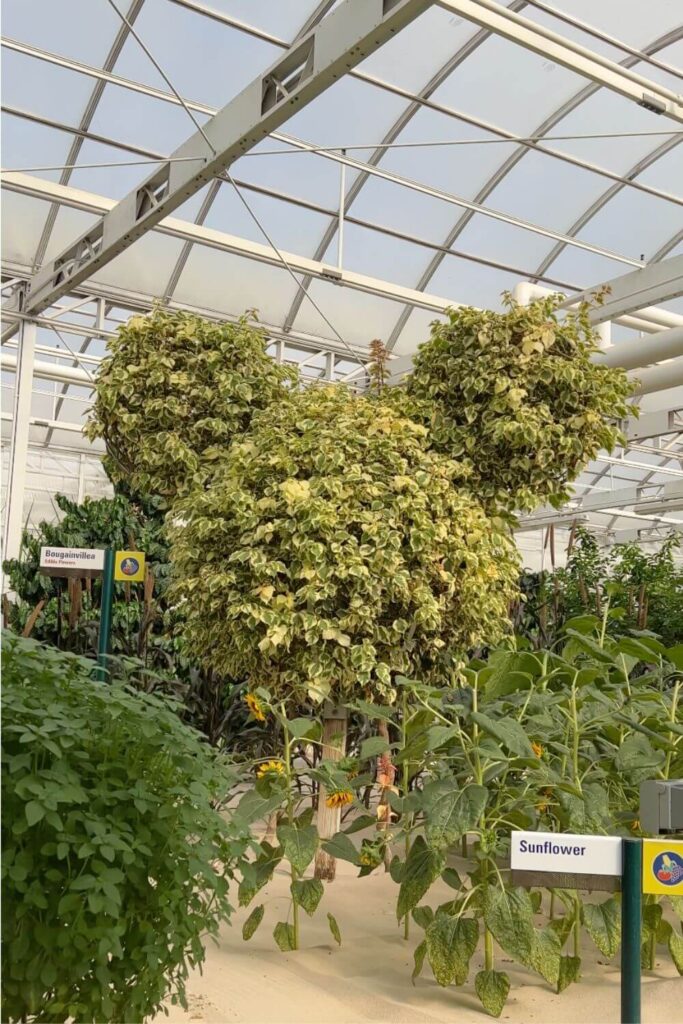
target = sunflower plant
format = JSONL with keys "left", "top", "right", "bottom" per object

{"left": 316, "top": 621, "right": 682, "bottom": 1016}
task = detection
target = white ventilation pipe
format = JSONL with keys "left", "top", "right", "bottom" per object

{"left": 631, "top": 356, "right": 683, "bottom": 396}
{"left": 1, "top": 354, "right": 93, "bottom": 387}
{"left": 596, "top": 326, "right": 683, "bottom": 371}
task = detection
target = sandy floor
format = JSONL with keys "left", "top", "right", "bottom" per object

{"left": 159, "top": 857, "right": 679, "bottom": 1024}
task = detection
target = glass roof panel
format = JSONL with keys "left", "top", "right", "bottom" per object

{"left": 2, "top": 0, "right": 119, "bottom": 66}
{"left": 357, "top": 4, "right": 482, "bottom": 92}
{"left": 112, "top": 0, "right": 282, "bottom": 108}
{"left": 88, "top": 82, "right": 207, "bottom": 155}
{"left": 172, "top": 247, "right": 299, "bottom": 323}
{"left": 430, "top": 33, "right": 587, "bottom": 136}
{"left": 1, "top": 114, "right": 72, "bottom": 183}
{"left": 90, "top": 232, "right": 187, "bottom": 298}
{"left": 201, "top": 181, "right": 331, "bottom": 255}
{"left": 0, "top": 49, "right": 96, "bottom": 125}
{"left": 205, "top": 0, "right": 320, "bottom": 40}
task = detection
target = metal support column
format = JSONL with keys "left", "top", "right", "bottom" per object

{"left": 3, "top": 318, "right": 36, "bottom": 561}
{"left": 621, "top": 838, "right": 642, "bottom": 1024}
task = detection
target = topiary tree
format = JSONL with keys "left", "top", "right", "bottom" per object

{"left": 85, "top": 309, "right": 296, "bottom": 505}
{"left": 167, "top": 386, "right": 519, "bottom": 878}
{"left": 1, "top": 633, "right": 249, "bottom": 1023}
{"left": 167, "top": 386, "right": 519, "bottom": 705}
{"left": 401, "top": 293, "right": 632, "bottom": 512}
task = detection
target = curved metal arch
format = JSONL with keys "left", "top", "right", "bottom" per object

{"left": 384, "top": 24, "right": 683, "bottom": 351}
{"left": 531, "top": 134, "right": 682, "bottom": 281}
{"left": 279, "top": 0, "right": 530, "bottom": 335}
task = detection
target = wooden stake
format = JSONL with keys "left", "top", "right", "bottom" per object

{"left": 314, "top": 704, "right": 348, "bottom": 882}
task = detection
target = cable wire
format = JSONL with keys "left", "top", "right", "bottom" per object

{"left": 105, "top": 0, "right": 217, "bottom": 158}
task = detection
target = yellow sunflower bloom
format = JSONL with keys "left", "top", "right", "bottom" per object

{"left": 326, "top": 789, "right": 354, "bottom": 809}
{"left": 245, "top": 693, "right": 266, "bottom": 722}
{"left": 531, "top": 741, "right": 544, "bottom": 758}
{"left": 256, "top": 760, "right": 285, "bottom": 779}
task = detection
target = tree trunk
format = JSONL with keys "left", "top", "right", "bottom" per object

{"left": 314, "top": 705, "right": 348, "bottom": 882}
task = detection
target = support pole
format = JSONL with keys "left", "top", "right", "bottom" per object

{"left": 621, "top": 838, "right": 642, "bottom": 1024}
{"left": 96, "top": 548, "right": 115, "bottom": 683}
{"left": 337, "top": 152, "right": 346, "bottom": 269}
{"left": 314, "top": 705, "right": 348, "bottom": 881}
{"left": 3, "top": 318, "right": 36, "bottom": 562}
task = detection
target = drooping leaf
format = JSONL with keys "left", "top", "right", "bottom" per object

{"left": 422, "top": 780, "right": 488, "bottom": 850}
{"left": 238, "top": 842, "right": 282, "bottom": 907}
{"left": 291, "top": 879, "right": 324, "bottom": 917}
{"left": 412, "top": 940, "right": 427, "bottom": 984}
{"left": 396, "top": 836, "right": 445, "bottom": 921}
{"left": 584, "top": 897, "right": 621, "bottom": 959}
{"left": 557, "top": 955, "right": 581, "bottom": 992}
{"left": 276, "top": 824, "right": 319, "bottom": 875}
{"left": 342, "top": 814, "right": 377, "bottom": 835}
{"left": 273, "top": 922, "right": 296, "bottom": 952}
{"left": 484, "top": 887, "right": 536, "bottom": 965}
{"left": 442, "top": 867, "right": 462, "bottom": 891}
{"left": 327, "top": 912, "right": 341, "bottom": 946}
{"left": 242, "top": 905, "right": 265, "bottom": 941}
{"left": 425, "top": 915, "right": 479, "bottom": 987}
{"left": 360, "top": 736, "right": 390, "bottom": 759}
{"left": 321, "top": 832, "right": 360, "bottom": 866}
{"left": 411, "top": 906, "right": 435, "bottom": 930}
{"left": 529, "top": 925, "right": 561, "bottom": 986}
{"left": 475, "top": 969, "right": 510, "bottom": 1018}
{"left": 669, "top": 928, "right": 683, "bottom": 975}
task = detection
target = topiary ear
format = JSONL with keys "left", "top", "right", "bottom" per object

{"left": 404, "top": 293, "right": 633, "bottom": 514}
{"left": 85, "top": 309, "right": 298, "bottom": 505}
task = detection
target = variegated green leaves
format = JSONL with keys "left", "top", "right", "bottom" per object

{"left": 169, "top": 386, "right": 519, "bottom": 704}
{"left": 403, "top": 294, "right": 632, "bottom": 512}
{"left": 86, "top": 309, "right": 295, "bottom": 503}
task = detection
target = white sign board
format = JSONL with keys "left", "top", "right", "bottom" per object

{"left": 39, "top": 546, "right": 105, "bottom": 578}
{"left": 511, "top": 830, "right": 622, "bottom": 877}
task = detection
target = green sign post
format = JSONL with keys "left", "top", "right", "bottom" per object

{"left": 95, "top": 548, "right": 115, "bottom": 683}
{"left": 621, "top": 838, "right": 642, "bottom": 1024}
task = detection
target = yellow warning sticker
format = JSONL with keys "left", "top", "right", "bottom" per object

{"left": 642, "top": 838, "right": 683, "bottom": 895}
{"left": 114, "top": 550, "right": 145, "bottom": 583}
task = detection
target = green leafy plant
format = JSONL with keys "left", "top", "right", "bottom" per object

{"left": 316, "top": 624, "right": 682, "bottom": 1016}
{"left": 400, "top": 293, "right": 632, "bottom": 511}
{"left": 1, "top": 633, "right": 250, "bottom": 1023}
{"left": 168, "top": 386, "right": 520, "bottom": 705}
{"left": 85, "top": 309, "right": 296, "bottom": 504}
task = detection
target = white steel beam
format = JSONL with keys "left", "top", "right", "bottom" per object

{"left": 437, "top": 0, "right": 683, "bottom": 122}
{"left": 15, "top": 0, "right": 433, "bottom": 317}
{"left": 2, "top": 321, "right": 36, "bottom": 560}
{"left": 1, "top": 173, "right": 461, "bottom": 317}
{"left": 623, "top": 408, "right": 683, "bottom": 443}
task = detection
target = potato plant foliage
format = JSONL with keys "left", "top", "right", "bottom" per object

{"left": 1, "top": 634, "right": 249, "bottom": 1024}
{"left": 85, "top": 309, "right": 295, "bottom": 503}
{"left": 168, "top": 387, "right": 519, "bottom": 704}
{"left": 403, "top": 294, "right": 632, "bottom": 511}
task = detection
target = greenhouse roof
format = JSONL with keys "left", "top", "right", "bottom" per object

{"left": 2, "top": 0, "right": 683, "bottom": 557}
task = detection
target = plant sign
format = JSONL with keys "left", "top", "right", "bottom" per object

{"left": 642, "top": 838, "right": 683, "bottom": 895}
{"left": 511, "top": 830, "right": 622, "bottom": 892}
{"left": 39, "top": 546, "right": 104, "bottom": 578}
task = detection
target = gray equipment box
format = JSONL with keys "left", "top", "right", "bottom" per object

{"left": 640, "top": 780, "right": 683, "bottom": 835}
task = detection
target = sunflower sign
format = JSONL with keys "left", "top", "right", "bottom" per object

{"left": 114, "top": 550, "right": 146, "bottom": 583}
{"left": 642, "top": 838, "right": 683, "bottom": 895}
